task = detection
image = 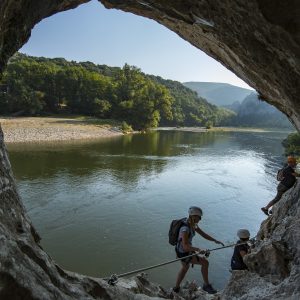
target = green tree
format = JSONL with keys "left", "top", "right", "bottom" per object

{"left": 282, "top": 132, "right": 300, "bottom": 155}
{"left": 112, "top": 64, "right": 173, "bottom": 130}
{"left": 93, "top": 98, "right": 112, "bottom": 118}
{"left": 1, "top": 53, "right": 234, "bottom": 130}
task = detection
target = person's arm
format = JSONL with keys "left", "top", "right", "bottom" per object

{"left": 195, "top": 226, "right": 225, "bottom": 246}
{"left": 181, "top": 231, "right": 205, "bottom": 253}
{"left": 290, "top": 165, "right": 299, "bottom": 177}
{"left": 239, "top": 250, "right": 248, "bottom": 258}
{"left": 239, "top": 244, "right": 250, "bottom": 259}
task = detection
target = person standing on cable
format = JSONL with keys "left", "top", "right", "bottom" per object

{"left": 231, "top": 229, "right": 250, "bottom": 270}
{"left": 173, "top": 206, "right": 224, "bottom": 295}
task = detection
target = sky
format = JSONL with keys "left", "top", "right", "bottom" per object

{"left": 20, "top": 0, "right": 252, "bottom": 89}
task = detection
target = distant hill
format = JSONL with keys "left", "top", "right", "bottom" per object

{"left": 232, "top": 93, "right": 293, "bottom": 128}
{"left": 183, "top": 82, "right": 253, "bottom": 106}
{"left": 183, "top": 81, "right": 292, "bottom": 128}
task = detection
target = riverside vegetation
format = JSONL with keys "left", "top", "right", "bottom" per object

{"left": 0, "top": 53, "right": 234, "bottom": 131}
{"left": 0, "top": 53, "right": 293, "bottom": 133}
{"left": 282, "top": 132, "right": 300, "bottom": 156}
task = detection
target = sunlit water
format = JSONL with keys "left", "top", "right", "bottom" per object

{"left": 7, "top": 129, "right": 291, "bottom": 290}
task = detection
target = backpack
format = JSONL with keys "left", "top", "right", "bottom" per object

{"left": 277, "top": 168, "right": 285, "bottom": 181}
{"left": 168, "top": 218, "right": 188, "bottom": 246}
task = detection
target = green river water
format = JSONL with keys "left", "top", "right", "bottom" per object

{"left": 7, "top": 129, "right": 291, "bottom": 290}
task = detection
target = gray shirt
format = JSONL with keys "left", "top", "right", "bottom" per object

{"left": 177, "top": 219, "right": 195, "bottom": 253}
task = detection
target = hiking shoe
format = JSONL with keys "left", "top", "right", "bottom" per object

{"left": 261, "top": 207, "right": 269, "bottom": 216}
{"left": 172, "top": 286, "right": 180, "bottom": 293}
{"left": 203, "top": 283, "right": 217, "bottom": 294}
{"left": 269, "top": 209, "right": 273, "bottom": 215}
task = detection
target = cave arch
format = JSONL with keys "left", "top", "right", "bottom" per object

{"left": 0, "top": 1, "right": 300, "bottom": 299}
{"left": 1, "top": 0, "right": 299, "bottom": 129}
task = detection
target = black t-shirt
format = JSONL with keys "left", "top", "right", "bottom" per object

{"left": 231, "top": 240, "right": 250, "bottom": 270}
{"left": 281, "top": 166, "right": 296, "bottom": 188}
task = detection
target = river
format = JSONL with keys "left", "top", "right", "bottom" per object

{"left": 6, "top": 129, "right": 291, "bottom": 290}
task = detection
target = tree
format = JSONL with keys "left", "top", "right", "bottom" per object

{"left": 1, "top": 53, "right": 234, "bottom": 130}
{"left": 111, "top": 65, "right": 173, "bottom": 130}
{"left": 93, "top": 98, "right": 112, "bottom": 118}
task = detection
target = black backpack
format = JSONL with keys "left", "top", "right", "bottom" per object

{"left": 168, "top": 218, "right": 188, "bottom": 246}
{"left": 277, "top": 167, "right": 285, "bottom": 181}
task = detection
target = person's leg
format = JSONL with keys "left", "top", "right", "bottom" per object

{"left": 174, "top": 262, "right": 190, "bottom": 290}
{"left": 262, "top": 184, "right": 289, "bottom": 211}
{"left": 191, "top": 256, "right": 217, "bottom": 294}
{"left": 191, "top": 256, "right": 209, "bottom": 285}
{"left": 264, "top": 190, "right": 285, "bottom": 209}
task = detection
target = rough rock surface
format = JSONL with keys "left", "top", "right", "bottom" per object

{"left": 0, "top": 0, "right": 300, "bottom": 299}
{"left": 117, "top": 274, "right": 219, "bottom": 300}
{"left": 1, "top": 0, "right": 300, "bottom": 128}
{"left": 222, "top": 181, "right": 300, "bottom": 299}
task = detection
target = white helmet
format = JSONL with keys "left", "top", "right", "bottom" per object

{"left": 237, "top": 229, "right": 250, "bottom": 239}
{"left": 188, "top": 206, "right": 203, "bottom": 217}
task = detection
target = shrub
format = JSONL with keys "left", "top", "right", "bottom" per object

{"left": 121, "top": 121, "right": 133, "bottom": 133}
{"left": 282, "top": 132, "right": 300, "bottom": 155}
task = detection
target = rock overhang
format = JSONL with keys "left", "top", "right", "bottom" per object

{"left": 1, "top": 0, "right": 299, "bottom": 127}
{"left": 0, "top": 1, "right": 300, "bottom": 299}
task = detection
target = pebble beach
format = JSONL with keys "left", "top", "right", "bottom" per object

{"left": 0, "top": 117, "right": 123, "bottom": 143}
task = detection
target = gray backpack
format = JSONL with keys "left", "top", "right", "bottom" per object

{"left": 168, "top": 218, "right": 187, "bottom": 246}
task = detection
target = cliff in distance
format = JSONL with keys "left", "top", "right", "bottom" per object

{"left": 183, "top": 82, "right": 253, "bottom": 107}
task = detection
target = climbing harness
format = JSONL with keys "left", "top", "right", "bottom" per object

{"left": 104, "top": 238, "right": 256, "bottom": 285}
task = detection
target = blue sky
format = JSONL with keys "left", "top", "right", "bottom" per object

{"left": 20, "top": 0, "right": 252, "bottom": 89}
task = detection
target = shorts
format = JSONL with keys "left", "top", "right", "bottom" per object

{"left": 176, "top": 249, "right": 193, "bottom": 265}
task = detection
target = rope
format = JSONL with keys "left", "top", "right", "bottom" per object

{"left": 104, "top": 238, "right": 256, "bottom": 285}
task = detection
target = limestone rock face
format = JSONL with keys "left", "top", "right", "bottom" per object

{"left": 1, "top": 0, "right": 300, "bottom": 299}
{"left": 222, "top": 182, "right": 300, "bottom": 299}
{"left": 117, "top": 275, "right": 219, "bottom": 300}
{"left": 1, "top": 0, "right": 299, "bottom": 128}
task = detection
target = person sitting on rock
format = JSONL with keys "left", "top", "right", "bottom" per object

{"left": 261, "top": 156, "right": 299, "bottom": 216}
{"left": 231, "top": 229, "right": 250, "bottom": 270}
{"left": 173, "top": 206, "right": 224, "bottom": 295}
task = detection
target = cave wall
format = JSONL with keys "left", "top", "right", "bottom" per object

{"left": 222, "top": 181, "right": 300, "bottom": 300}
{"left": 1, "top": 0, "right": 299, "bottom": 129}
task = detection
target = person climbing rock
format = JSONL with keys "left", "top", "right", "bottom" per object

{"left": 173, "top": 206, "right": 224, "bottom": 295}
{"left": 261, "top": 156, "right": 299, "bottom": 216}
{"left": 231, "top": 229, "right": 250, "bottom": 270}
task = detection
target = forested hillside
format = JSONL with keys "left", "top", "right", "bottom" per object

{"left": 184, "top": 81, "right": 292, "bottom": 129}
{"left": 230, "top": 93, "right": 293, "bottom": 128}
{"left": 147, "top": 75, "right": 234, "bottom": 127}
{"left": 0, "top": 53, "right": 234, "bottom": 130}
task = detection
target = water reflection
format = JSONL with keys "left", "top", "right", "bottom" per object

{"left": 7, "top": 131, "right": 233, "bottom": 184}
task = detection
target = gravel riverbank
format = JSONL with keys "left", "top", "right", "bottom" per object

{"left": 0, "top": 117, "right": 123, "bottom": 143}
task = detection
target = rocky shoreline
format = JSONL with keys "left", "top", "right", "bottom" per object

{"left": 0, "top": 117, "right": 282, "bottom": 145}
{"left": 0, "top": 117, "right": 123, "bottom": 143}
